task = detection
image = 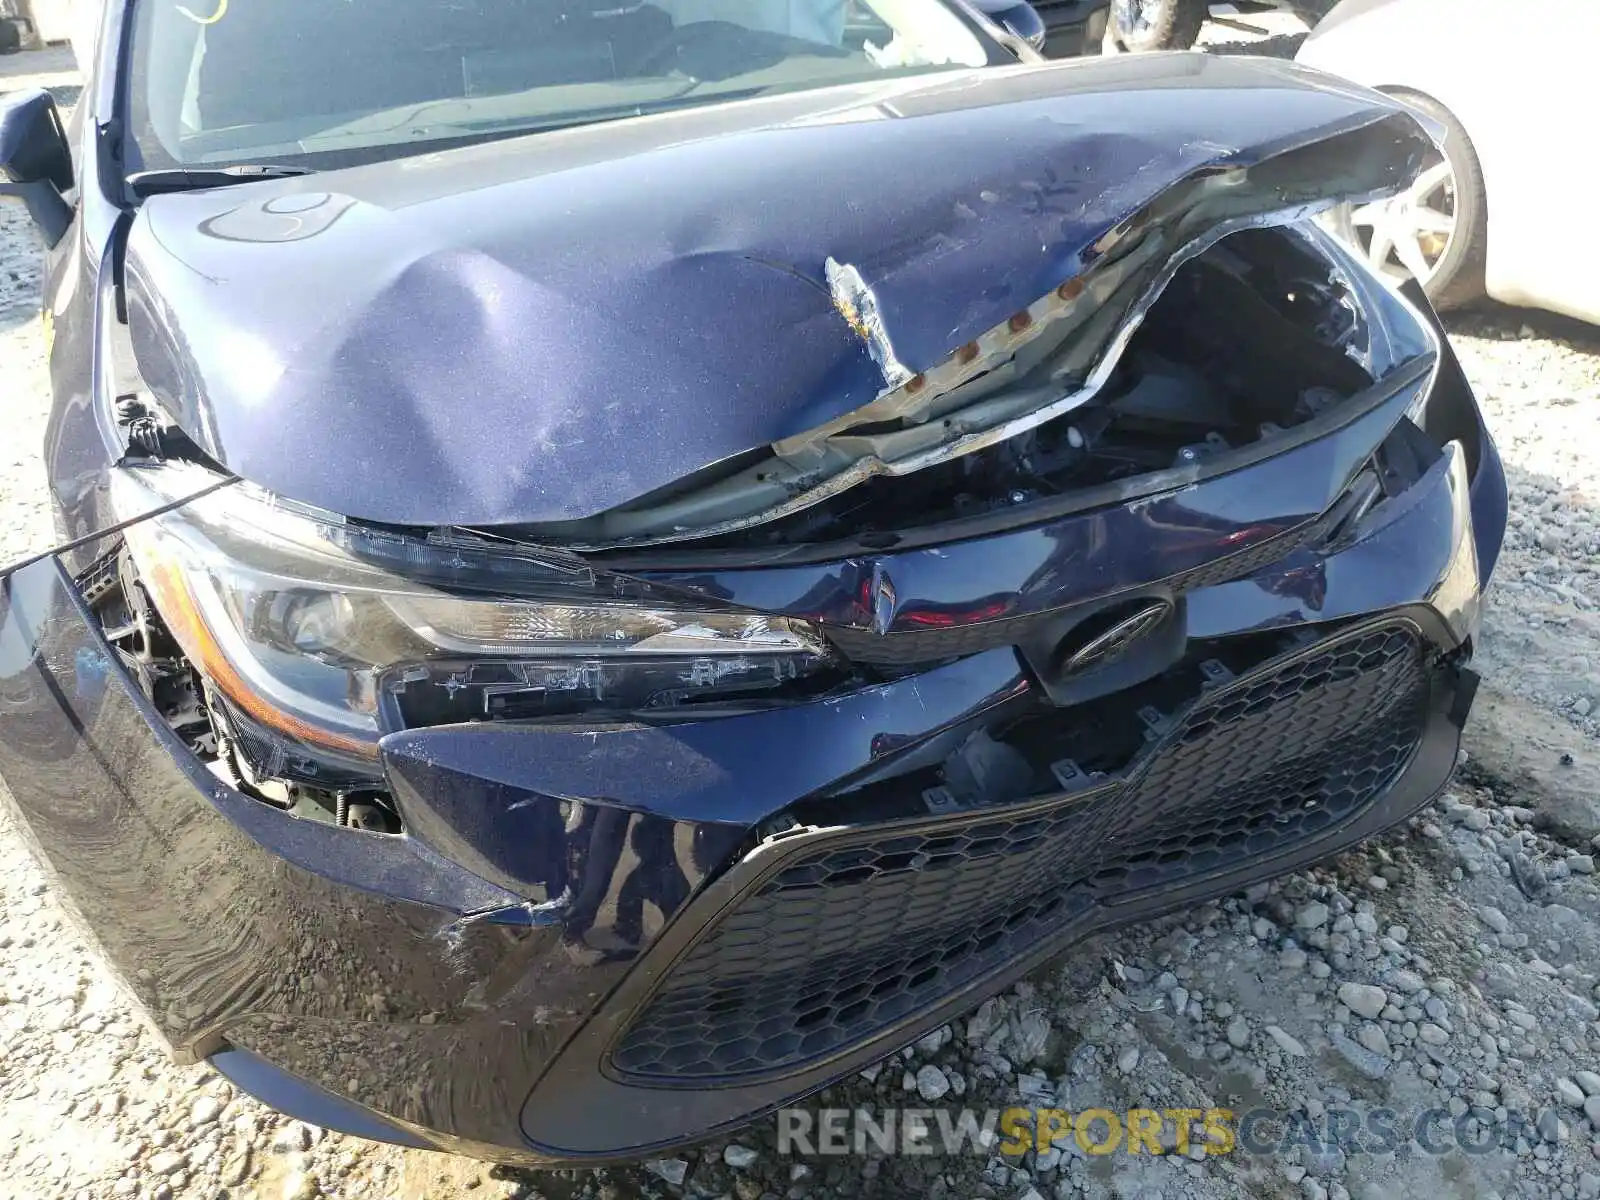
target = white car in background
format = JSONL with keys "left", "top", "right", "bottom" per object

{"left": 1296, "top": 0, "right": 1600, "bottom": 321}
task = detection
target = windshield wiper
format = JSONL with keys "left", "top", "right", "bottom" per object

{"left": 127, "top": 165, "right": 313, "bottom": 198}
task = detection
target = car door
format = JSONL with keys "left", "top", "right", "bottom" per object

{"left": 1470, "top": 0, "right": 1600, "bottom": 323}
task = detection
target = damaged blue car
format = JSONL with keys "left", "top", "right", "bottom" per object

{"left": 0, "top": 0, "right": 1505, "bottom": 1166}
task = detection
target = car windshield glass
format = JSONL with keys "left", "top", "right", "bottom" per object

{"left": 125, "top": 0, "right": 995, "bottom": 170}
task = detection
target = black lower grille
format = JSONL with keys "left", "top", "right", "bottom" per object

{"left": 1089, "top": 625, "right": 1427, "bottom": 890}
{"left": 610, "top": 623, "right": 1430, "bottom": 1083}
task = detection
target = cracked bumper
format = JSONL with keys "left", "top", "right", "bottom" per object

{"left": 0, "top": 379, "right": 1504, "bottom": 1164}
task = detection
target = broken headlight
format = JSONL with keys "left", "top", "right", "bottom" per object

{"left": 111, "top": 465, "right": 833, "bottom": 767}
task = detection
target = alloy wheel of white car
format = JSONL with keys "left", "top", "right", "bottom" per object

{"left": 1336, "top": 154, "right": 1457, "bottom": 288}
{"left": 1324, "top": 90, "right": 1487, "bottom": 310}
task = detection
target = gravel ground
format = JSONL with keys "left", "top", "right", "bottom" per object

{"left": 4, "top": 35, "right": 1600, "bottom": 1200}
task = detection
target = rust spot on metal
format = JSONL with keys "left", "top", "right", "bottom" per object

{"left": 1057, "top": 278, "right": 1085, "bottom": 302}
{"left": 957, "top": 341, "right": 980, "bottom": 364}
{"left": 825, "top": 256, "right": 913, "bottom": 390}
{"left": 905, "top": 374, "right": 926, "bottom": 394}
{"left": 1008, "top": 310, "right": 1033, "bottom": 333}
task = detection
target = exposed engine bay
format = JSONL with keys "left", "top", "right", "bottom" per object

{"left": 499, "top": 110, "right": 1431, "bottom": 553}
{"left": 679, "top": 226, "right": 1375, "bottom": 550}
{"left": 79, "top": 93, "right": 1443, "bottom": 835}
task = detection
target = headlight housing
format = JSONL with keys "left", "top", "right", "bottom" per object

{"left": 111, "top": 464, "right": 833, "bottom": 778}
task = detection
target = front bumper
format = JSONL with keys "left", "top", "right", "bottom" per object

{"left": 0, "top": 353, "right": 1505, "bottom": 1165}
{"left": 525, "top": 610, "right": 1473, "bottom": 1158}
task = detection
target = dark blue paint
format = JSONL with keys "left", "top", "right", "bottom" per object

{"left": 0, "top": 556, "right": 594, "bottom": 1155}
{"left": 0, "top": 561, "right": 528, "bottom": 914}
{"left": 0, "top": 409, "right": 1500, "bottom": 1160}
{"left": 0, "top": 0, "right": 1510, "bottom": 1166}
{"left": 381, "top": 647, "right": 1029, "bottom": 828}
{"left": 385, "top": 752, "right": 751, "bottom": 921}
{"left": 633, "top": 373, "right": 1431, "bottom": 630}
{"left": 1470, "top": 423, "right": 1507, "bottom": 584}
{"left": 208, "top": 1050, "right": 439, "bottom": 1150}
{"left": 120, "top": 55, "right": 1420, "bottom": 527}
{"left": 1187, "top": 435, "right": 1479, "bottom": 638}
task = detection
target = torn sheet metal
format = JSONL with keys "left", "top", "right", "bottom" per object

{"left": 540, "top": 115, "right": 1434, "bottom": 548}
{"left": 826, "top": 256, "right": 914, "bottom": 392}
{"left": 121, "top": 54, "right": 1435, "bottom": 534}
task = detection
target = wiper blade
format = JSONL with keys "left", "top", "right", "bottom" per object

{"left": 412, "top": 86, "right": 769, "bottom": 138}
{"left": 127, "top": 165, "right": 313, "bottom": 197}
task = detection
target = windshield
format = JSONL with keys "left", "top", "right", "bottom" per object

{"left": 126, "top": 0, "right": 996, "bottom": 170}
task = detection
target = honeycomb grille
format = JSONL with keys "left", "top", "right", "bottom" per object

{"left": 1089, "top": 628, "right": 1426, "bottom": 891}
{"left": 610, "top": 623, "right": 1429, "bottom": 1083}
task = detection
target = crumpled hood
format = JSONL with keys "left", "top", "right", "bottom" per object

{"left": 123, "top": 53, "right": 1421, "bottom": 528}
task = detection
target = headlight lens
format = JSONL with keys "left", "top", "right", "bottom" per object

{"left": 111, "top": 465, "right": 833, "bottom": 770}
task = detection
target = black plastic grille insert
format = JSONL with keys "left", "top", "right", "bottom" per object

{"left": 610, "top": 623, "right": 1429, "bottom": 1083}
